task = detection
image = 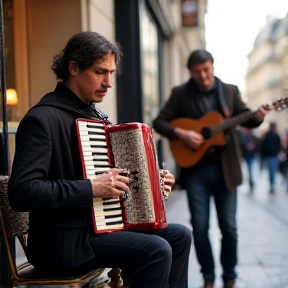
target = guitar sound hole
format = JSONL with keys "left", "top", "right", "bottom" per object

{"left": 201, "top": 127, "right": 212, "bottom": 139}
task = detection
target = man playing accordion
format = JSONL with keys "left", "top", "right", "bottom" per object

{"left": 8, "top": 31, "right": 191, "bottom": 288}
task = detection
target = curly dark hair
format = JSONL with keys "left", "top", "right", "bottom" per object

{"left": 186, "top": 49, "right": 214, "bottom": 70}
{"left": 52, "top": 31, "right": 122, "bottom": 83}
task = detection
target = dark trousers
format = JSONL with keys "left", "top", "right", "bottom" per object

{"left": 182, "top": 162, "right": 238, "bottom": 282}
{"left": 243, "top": 156, "right": 255, "bottom": 187}
{"left": 263, "top": 156, "right": 278, "bottom": 187}
{"left": 84, "top": 224, "right": 191, "bottom": 288}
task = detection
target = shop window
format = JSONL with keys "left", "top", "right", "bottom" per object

{"left": 140, "top": 2, "right": 160, "bottom": 127}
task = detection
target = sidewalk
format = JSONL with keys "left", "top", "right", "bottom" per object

{"left": 165, "top": 165, "right": 288, "bottom": 288}
{"left": 14, "top": 165, "right": 288, "bottom": 287}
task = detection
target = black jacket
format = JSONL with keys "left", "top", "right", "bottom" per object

{"left": 260, "top": 131, "right": 281, "bottom": 156}
{"left": 8, "top": 82, "right": 105, "bottom": 272}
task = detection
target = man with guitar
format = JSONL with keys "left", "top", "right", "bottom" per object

{"left": 153, "top": 49, "right": 270, "bottom": 288}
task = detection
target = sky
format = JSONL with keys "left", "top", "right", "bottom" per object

{"left": 205, "top": 0, "right": 288, "bottom": 93}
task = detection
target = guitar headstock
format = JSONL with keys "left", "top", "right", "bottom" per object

{"left": 266, "top": 97, "right": 288, "bottom": 111}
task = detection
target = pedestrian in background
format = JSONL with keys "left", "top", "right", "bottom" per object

{"left": 153, "top": 49, "right": 270, "bottom": 288}
{"left": 278, "top": 129, "right": 288, "bottom": 188}
{"left": 260, "top": 122, "right": 281, "bottom": 193}
{"left": 239, "top": 127, "right": 259, "bottom": 191}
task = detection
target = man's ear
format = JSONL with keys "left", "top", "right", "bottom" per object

{"left": 68, "top": 61, "right": 79, "bottom": 76}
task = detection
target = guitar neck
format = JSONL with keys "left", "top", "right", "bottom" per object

{"left": 212, "top": 110, "right": 256, "bottom": 134}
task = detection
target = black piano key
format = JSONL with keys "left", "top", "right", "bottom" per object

{"left": 105, "top": 214, "right": 122, "bottom": 219}
{"left": 103, "top": 207, "right": 122, "bottom": 212}
{"left": 91, "top": 144, "right": 107, "bottom": 149}
{"left": 103, "top": 200, "right": 121, "bottom": 206}
{"left": 105, "top": 220, "right": 124, "bottom": 226}
{"left": 89, "top": 138, "right": 106, "bottom": 142}
{"left": 87, "top": 124, "right": 105, "bottom": 130}
{"left": 93, "top": 165, "right": 111, "bottom": 168}
{"left": 92, "top": 158, "right": 110, "bottom": 162}
{"left": 92, "top": 152, "right": 108, "bottom": 156}
{"left": 87, "top": 131, "right": 105, "bottom": 135}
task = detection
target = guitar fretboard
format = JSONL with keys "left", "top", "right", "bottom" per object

{"left": 211, "top": 110, "right": 256, "bottom": 135}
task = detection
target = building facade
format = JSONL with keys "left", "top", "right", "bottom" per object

{"left": 0, "top": 0, "right": 208, "bottom": 285}
{"left": 245, "top": 14, "right": 288, "bottom": 136}
{"left": 3, "top": 0, "right": 207, "bottom": 168}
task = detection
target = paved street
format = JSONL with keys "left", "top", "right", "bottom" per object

{"left": 14, "top": 163, "right": 288, "bottom": 288}
{"left": 166, "top": 163, "right": 288, "bottom": 288}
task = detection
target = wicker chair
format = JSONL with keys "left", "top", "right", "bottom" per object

{"left": 0, "top": 176, "right": 122, "bottom": 288}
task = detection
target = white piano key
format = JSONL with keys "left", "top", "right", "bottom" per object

{"left": 106, "top": 217, "right": 123, "bottom": 223}
{"left": 93, "top": 210, "right": 122, "bottom": 217}
{"left": 80, "top": 135, "right": 106, "bottom": 142}
{"left": 95, "top": 216, "right": 123, "bottom": 223}
{"left": 80, "top": 125, "right": 105, "bottom": 132}
{"left": 97, "top": 223, "right": 124, "bottom": 230}
{"left": 87, "top": 175, "right": 97, "bottom": 180}
{"left": 79, "top": 129, "right": 106, "bottom": 136}
{"left": 94, "top": 203, "right": 122, "bottom": 211}
{"left": 83, "top": 151, "right": 93, "bottom": 156}
{"left": 80, "top": 134, "right": 105, "bottom": 139}
{"left": 81, "top": 146, "right": 108, "bottom": 153}
{"left": 102, "top": 198, "right": 120, "bottom": 203}
{"left": 86, "top": 167, "right": 110, "bottom": 174}
{"left": 93, "top": 197, "right": 119, "bottom": 203}
{"left": 83, "top": 152, "right": 109, "bottom": 159}
{"left": 84, "top": 160, "right": 110, "bottom": 166}
{"left": 85, "top": 164, "right": 109, "bottom": 172}
{"left": 84, "top": 155, "right": 109, "bottom": 161}
{"left": 95, "top": 220, "right": 110, "bottom": 225}
{"left": 80, "top": 141, "right": 107, "bottom": 148}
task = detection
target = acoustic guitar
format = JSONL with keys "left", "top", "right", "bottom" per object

{"left": 169, "top": 98, "right": 288, "bottom": 168}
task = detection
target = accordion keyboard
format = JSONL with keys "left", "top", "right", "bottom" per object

{"left": 78, "top": 121, "right": 110, "bottom": 176}
{"left": 77, "top": 120, "right": 124, "bottom": 230}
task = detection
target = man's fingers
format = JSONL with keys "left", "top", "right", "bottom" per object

{"left": 164, "top": 184, "right": 172, "bottom": 192}
{"left": 114, "top": 179, "right": 130, "bottom": 192}
{"left": 109, "top": 187, "right": 127, "bottom": 197}
{"left": 164, "top": 178, "right": 174, "bottom": 185}
{"left": 115, "top": 174, "right": 130, "bottom": 185}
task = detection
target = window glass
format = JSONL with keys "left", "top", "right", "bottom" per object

{"left": 140, "top": 3, "right": 160, "bottom": 126}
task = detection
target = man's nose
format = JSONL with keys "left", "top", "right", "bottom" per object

{"left": 199, "top": 71, "right": 206, "bottom": 80}
{"left": 102, "top": 74, "right": 113, "bottom": 88}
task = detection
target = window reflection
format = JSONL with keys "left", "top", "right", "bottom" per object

{"left": 140, "top": 5, "right": 160, "bottom": 126}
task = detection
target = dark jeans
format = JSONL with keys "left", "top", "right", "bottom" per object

{"left": 182, "top": 162, "right": 237, "bottom": 282}
{"left": 243, "top": 156, "right": 255, "bottom": 187}
{"left": 82, "top": 224, "right": 191, "bottom": 288}
{"left": 263, "top": 156, "right": 278, "bottom": 186}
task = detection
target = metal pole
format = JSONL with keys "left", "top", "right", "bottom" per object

{"left": 0, "top": 0, "right": 10, "bottom": 286}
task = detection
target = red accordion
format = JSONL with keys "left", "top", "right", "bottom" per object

{"left": 75, "top": 119, "right": 168, "bottom": 234}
